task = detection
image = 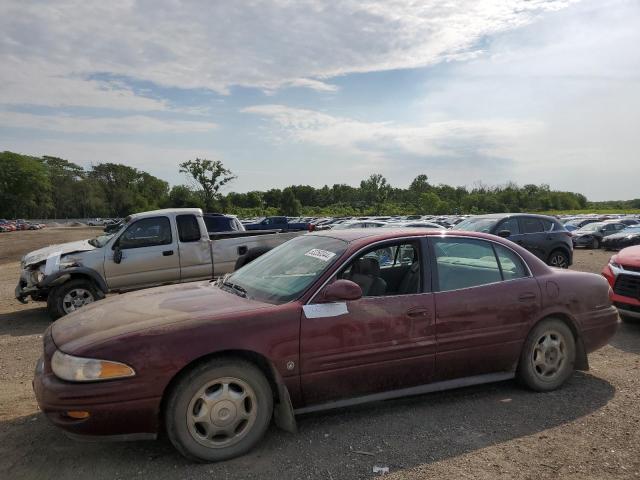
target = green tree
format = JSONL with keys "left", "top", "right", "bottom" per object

{"left": 179, "top": 158, "right": 236, "bottom": 211}
{"left": 279, "top": 188, "right": 302, "bottom": 216}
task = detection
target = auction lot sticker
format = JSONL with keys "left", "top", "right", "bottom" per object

{"left": 305, "top": 248, "right": 336, "bottom": 261}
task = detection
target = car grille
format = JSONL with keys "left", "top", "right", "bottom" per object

{"left": 621, "top": 264, "right": 640, "bottom": 273}
{"left": 614, "top": 274, "right": 640, "bottom": 299}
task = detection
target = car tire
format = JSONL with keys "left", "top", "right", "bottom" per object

{"left": 234, "top": 246, "right": 272, "bottom": 270}
{"left": 547, "top": 250, "right": 570, "bottom": 269}
{"left": 47, "top": 278, "right": 98, "bottom": 320}
{"left": 517, "top": 318, "right": 576, "bottom": 392}
{"left": 591, "top": 238, "right": 600, "bottom": 249}
{"left": 165, "top": 358, "right": 273, "bottom": 463}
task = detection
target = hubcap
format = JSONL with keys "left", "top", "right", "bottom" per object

{"left": 61, "top": 288, "right": 94, "bottom": 313}
{"left": 187, "top": 377, "right": 257, "bottom": 449}
{"left": 531, "top": 330, "right": 567, "bottom": 380}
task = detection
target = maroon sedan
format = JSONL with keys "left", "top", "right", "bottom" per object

{"left": 34, "top": 229, "right": 618, "bottom": 462}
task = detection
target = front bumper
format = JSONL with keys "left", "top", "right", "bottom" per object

{"left": 33, "top": 366, "right": 161, "bottom": 438}
{"left": 33, "top": 332, "right": 161, "bottom": 439}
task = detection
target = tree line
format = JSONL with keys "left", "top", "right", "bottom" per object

{"left": 1, "top": 150, "right": 635, "bottom": 220}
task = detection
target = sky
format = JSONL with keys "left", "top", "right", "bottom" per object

{"left": 0, "top": 0, "right": 638, "bottom": 201}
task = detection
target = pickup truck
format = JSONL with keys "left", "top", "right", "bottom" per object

{"left": 243, "top": 216, "right": 313, "bottom": 232}
{"left": 15, "top": 208, "right": 302, "bottom": 319}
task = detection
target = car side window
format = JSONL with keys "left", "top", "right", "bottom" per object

{"left": 338, "top": 242, "right": 422, "bottom": 296}
{"left": 118, "top": 217, "right": 172, "bottom": 249}
{"left": 522, "top": 218, "right": 544, "bottom": 234}
{"left": 497, "top": 218, "right": 520, "bottom": 235}
{"left": 177, "top": 214, "right": 201, "bottom": 242}
{"left": 493, "top": 244, "right": 528, "bottom": 280}
{"left": 433, "top": 238, "right": 502, "bottom": 292}
{"left": 614, "top": 224, "right": 626, "bottom": 231}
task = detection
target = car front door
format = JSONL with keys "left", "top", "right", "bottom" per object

{"left": 299, "top": 239, "right": 436, "bottom": 405}
{"left": 430, "top": 236, "right": 541, "bottom": 381}
{"left": 104, "top": 216, "right": 180, "bottom": 290}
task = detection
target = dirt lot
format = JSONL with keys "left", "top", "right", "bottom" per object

{"left": 1, "top": 228, "right": 638, "bottom": 479}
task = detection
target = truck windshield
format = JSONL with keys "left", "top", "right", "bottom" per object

{"left": 222, "top": 235, "right": 348, "bottom": 304}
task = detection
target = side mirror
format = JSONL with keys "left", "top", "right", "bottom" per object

{"left": 318, "top": 279, "right": 362, "bottom": 303}
{"left": 497, "top": 229, "right": 511, "bottom": 238}
{"left": 113, "top": 246, "right": 123, "bottom": 264}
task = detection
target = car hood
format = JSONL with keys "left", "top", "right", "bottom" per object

{"left": 51, "top": 281, "right": 273, "bottom": 353}
{"left": 22, "top": 239, "right": 95, "bottom": 267}
{"left": 614, "top": 245, "right": 640, "bottom": 266}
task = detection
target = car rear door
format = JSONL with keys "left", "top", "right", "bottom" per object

{"left": 104, "top": 215, "right": 180, "bottom": 290}
{"left": 518, "top": 217, "right": 548, "bottom": 260}
{"left": 430, "top": 236, "right": 541, "bottom": 381}
{"left": 299, "top": 239, "right": 436, "bottom": 405}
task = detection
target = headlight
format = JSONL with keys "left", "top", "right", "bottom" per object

{"left": 51, "top": 350, "right": 135, "bottom": 382}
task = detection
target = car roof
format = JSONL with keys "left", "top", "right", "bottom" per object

{"left": 310, "top": 228, "right": 501, "bottom": 243}
{"left": 466, "top": 213, "right": 558, "bottom": 221}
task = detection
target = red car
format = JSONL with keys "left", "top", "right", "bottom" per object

{"left": 34, "top": 229, "right": 618, "bottom": 462}
{"left": 602, "top": 245, "right": 640, "bottom": 322}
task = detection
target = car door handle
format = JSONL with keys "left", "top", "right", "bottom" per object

{"left": 518, "top": 293, "right": 536, "bottom": 302}
{"left": 162, "top": 250, "right": 174, "bottom": 256}
{"left": 407, "top": 308, "right": 430, "bottom": 318}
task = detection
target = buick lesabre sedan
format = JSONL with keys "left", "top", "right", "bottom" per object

{"left": 34, "top": 229, "right": 618, "bottom": 462}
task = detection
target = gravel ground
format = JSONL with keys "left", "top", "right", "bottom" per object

{"left": 0, "top": 229, "right": 638, "bottom": 479}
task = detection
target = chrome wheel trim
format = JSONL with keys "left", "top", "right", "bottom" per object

{"left": 531, "top": 330, "right": 567, "bottom": 380}
{"left": 186, "top": 376, "right": 258, "bottom": 449}
{"left": 61, "top": 288, "right": 94, "bottom": 313}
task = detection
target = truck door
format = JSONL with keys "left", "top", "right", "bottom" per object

{"left": 176, "top": 214, "right": 213, "bottom": 281}
{"left": 104, "top": 216, "right": 180, "bottom": 290}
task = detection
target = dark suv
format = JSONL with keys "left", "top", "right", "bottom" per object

{"left": 455, "top": 214, "right": 573, "bottom": 268}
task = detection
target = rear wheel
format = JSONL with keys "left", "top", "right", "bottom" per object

{"left": 517, "top": 318, "right": 576, "bottom": 392}
{"left": 234, "top": 246, "right": 272, "bottom": 270}
{"left": 165, "top": 358, "right": 273, "bottom": 462}
{"left": 547, "top": 250, "right": 569, "bottom": 269}
{"left": 47, "top": 279, "right": 98, "bottom": 319}
{"left": 591, "top": 237, "right": 600, "bottom": 249}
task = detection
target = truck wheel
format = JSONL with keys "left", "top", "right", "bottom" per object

{"left": 234, "top": 247, "right": 272, "bottom": 270}
{"left": 517, "top": 318, "right": 576, "bottom": 392}
{"left": 165, "top": 358, "right": 273, "bottom": 462}
{"left": 47, "top": 279, "right": 98, "bottom": 320}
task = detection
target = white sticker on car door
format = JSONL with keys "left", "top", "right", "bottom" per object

{"left": 303, "top": 302, "right": 348, "bottom": 319}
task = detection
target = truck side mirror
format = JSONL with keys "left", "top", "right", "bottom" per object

{"left": 497, "top": 230, "right": 511, "bottom": 238}
{"left": 113, "top": 246, "right": 123, "bottom": 264}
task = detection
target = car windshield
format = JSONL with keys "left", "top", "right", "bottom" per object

{"left": 454, "top": 217, "right": 498, "bottom": 233}
{"left": 581, "top": 222, "right": 603, "bottom": 232}
{"left": 88, "top": 232, "right": 115, "bottom": 247}
{"left": 221, "top": 235, "right": 348, "bottom": 304}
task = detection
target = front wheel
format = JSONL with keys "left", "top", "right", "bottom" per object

{"left": 47, "top": 279, "right": 98, "bottom": 319}
{"left": 165, "top": 358, "right": 273, "bottom": 462}
{"left": 591, "top": 238, "right": 600, "bottom": 249}
{"left": 517, "top": 319, "right": 576, "bottom": 392}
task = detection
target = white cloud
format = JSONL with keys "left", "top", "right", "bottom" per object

{"left": 0, "top": 0, "right": 577, "bottom": 108}
{"left": 0, "top": 110, "right": 216, "bottom": 134}
{"left": 243, "top": 104, "right": 541, "bottom": 161}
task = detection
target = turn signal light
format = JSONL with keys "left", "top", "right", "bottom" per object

{"left": 65, "top": 411, "right": 90, "bottom": 419}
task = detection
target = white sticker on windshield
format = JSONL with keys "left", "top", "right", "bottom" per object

{"left": 304, "top": 249, "right": 336, "bottom": 262}
{"left": 303, "top": 302, "right": 348, "bottom": 319}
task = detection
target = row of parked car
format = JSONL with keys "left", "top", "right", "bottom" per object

{"left": 556, "top": 215, "right": 640, "bottom": 250}
{"left": 0, "top": 219, "right": 46, "bottom": 232}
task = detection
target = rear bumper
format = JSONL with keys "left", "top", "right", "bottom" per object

{"left": 33, "top": 360, "right": 161, "bottom": 438}
{"left": 579, "top": 306, "right": 619, "bottom": 354}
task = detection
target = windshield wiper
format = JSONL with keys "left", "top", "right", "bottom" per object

{"left": 222, "top": 281, "right": 247, "bottom": 298}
